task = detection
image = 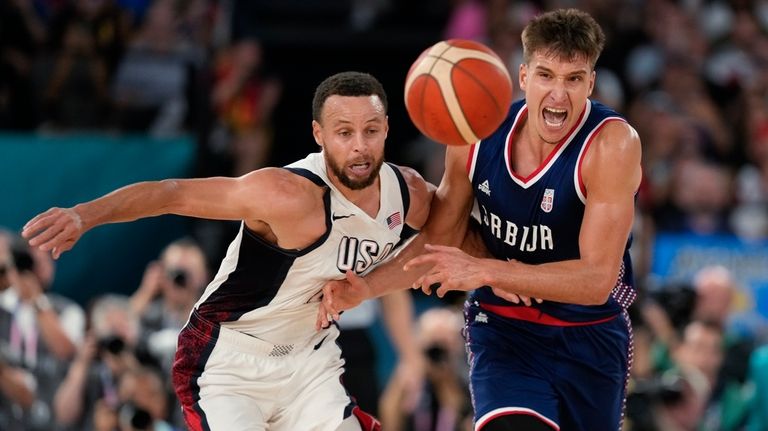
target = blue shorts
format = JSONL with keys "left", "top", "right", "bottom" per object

{"left": 464, "top": 301, "right": 632, "bottom": 430}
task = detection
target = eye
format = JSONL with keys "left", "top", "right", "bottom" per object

{"left": 338, "top": 130, "right": 352, "bottom": 137}
{"left": 537, "top": 71, "right": 551, "bottom": 79}
{"left": 366, "top": 128, "right": 379, "bottom": 135}
{"left": 569, "top": 75, "right": 583, "bottom": 82}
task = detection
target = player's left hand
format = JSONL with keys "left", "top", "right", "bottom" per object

{"left": 405, "top": 244, "right": 488, "bottom": 297}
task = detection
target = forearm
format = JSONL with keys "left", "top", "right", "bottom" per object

{"left": 0, "top": 363, "right": 35, "bottom": 408}
{"left": 76, "top": 180, "right": 181, "bottom": 230}
{"left": 54, "top": 360, "right": 89, "bottom": 424}
{"left": 36, "top": 309, "right": 77, "bottom": 360}
{"left": 484, "top": 258, "right": 620, "bottom": 305}
{"left": 380, "top": 291, "right": 420, "bottom": 362}
{"left": 366, "top": 194, "right": 471, "bottom": 298}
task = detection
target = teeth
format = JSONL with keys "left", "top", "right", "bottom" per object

{"left": 544, "top": 108, "right": 566, "bottom": 114}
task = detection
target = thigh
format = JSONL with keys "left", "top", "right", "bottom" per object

{"left": 465, "top": 307, "right": 560, "bottom": 429}
{"left": 173, "top": 325, "right": 280, "bottom": 431}
{"left": 556, "top": 313, "right": 631, "bottom": 431}
{"left": 274, "top": 330, "right": 368, "bottom": 431}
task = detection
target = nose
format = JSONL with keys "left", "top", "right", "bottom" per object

{"left": 352, "top": 132, "right": 368, "bottom": 152}
{"left": 549, "top": 78, "right": 568, "bottom": 102}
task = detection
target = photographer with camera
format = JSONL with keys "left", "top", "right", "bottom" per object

{"left": 0, "top": 232, "right": 36, "bottom": 431}
{"left": 129, "top": 238, "right": 209, "bottom": 374}
{"left": 0, "top": 229, "right": 85, "bottom": 430}
{"left": 379, "top": 307, "right": 471, "bottom": 431}
{"left": 53, "top": 294, "right": 142, "bottom": 430}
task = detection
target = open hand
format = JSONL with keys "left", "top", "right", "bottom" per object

{"left": 22, "top": 207, "right": 84, "bottom": 259}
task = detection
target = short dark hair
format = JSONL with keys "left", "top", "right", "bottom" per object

{"left": 312, "top": 71, "right": 388, "bottom": 122}
{"left": 521, "top": 8, "right": 605, "bottom": 69}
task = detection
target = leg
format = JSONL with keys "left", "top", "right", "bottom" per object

{"left": 465, "top": 303, "right": 561, "bottom": 430}
{"left": 481, "top": 414, "right": 558, "bottom": 431}
{"left": 274, "top": 328, "right": 381, "bottom": 431}
{"left": 172, "top": 323, "right": 274, "bottom": 431}
{"left": 556, "top": 314, "right": 632, "bottom": 430}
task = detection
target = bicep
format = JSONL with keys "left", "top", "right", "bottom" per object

{"left": 172, "top": 169, "right": 286, "bottom": 222}
{"left": 579, "top": 122, "right": 641, "bottom": 269}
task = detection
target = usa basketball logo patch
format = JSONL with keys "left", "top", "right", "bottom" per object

{"left": 541, "top": 189, "right": 554, "bottom": 213}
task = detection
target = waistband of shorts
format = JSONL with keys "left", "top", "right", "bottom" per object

{"left": 187, "top": 310, "right": 299, "bottom": 357}
{"left": 478, "top": 303, "right": 618, "bottom": 327}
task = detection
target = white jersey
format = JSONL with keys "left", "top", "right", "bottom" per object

{"left": 192, "top": 152, "right": 417, "bottom": 345}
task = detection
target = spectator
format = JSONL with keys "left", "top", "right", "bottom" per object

{"left": 379, "top": 307, "right": 471, "bottom": 431}
{"left": 111, "top": 0, "right": 202, "bottom": 135}
{"left": 53, "top": 294, "right": 141, "bottom": 430}
{"left": 42, "top": 21, "right": 110, "bottom": 130}
{"left": 0, "top": 232, "right": 85, "bottom": 431}
{"left": 130, "top": 238, "right": 209, "bottom": 373}
{"left": 0, "top": 231, "right": 36, "bottom": 431}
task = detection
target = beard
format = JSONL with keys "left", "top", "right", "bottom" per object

{"left": 324, "top": 151, "right": 384, "bottom": 190}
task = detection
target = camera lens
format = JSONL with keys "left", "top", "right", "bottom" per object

{"left": 99, "top": 335, "right": 126, "bottom": 355}
{"left": 424, "top": 344, "right": 448, "bottom": 364}
{"left": 166, "top": 268, "right": 188, "bottom": 288}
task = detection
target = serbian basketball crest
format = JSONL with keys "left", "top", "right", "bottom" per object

{"left": 541, "top": 189, "right": 554, "bottom": 213}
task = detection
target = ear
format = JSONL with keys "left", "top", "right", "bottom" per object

{"left": 384, "top": 116, "right": 389, "bottom": 138}
{"left": 519, "top": 63, "right": 528, "bottom": 92}
{"left": 312, "top": 120, "right": 323, "bottom": 147}
{"left": 588, "top": 69, "right": 596, "bottom": 97}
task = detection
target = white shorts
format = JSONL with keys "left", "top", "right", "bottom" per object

{"left": 172, "top": 311, "right": 360, "bottom": 431}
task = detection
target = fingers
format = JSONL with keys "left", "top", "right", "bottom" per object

{"left": 321, "top": 284, "right": 341, "bottom": 322}
{"left": 22, "top": 210, "right": 55, "bottom": 238}
{"left": 315, "top": 302, "right": 332, "bottom": 331}
{"left": 25, "top": 217, "right": 63, "bottom": 248}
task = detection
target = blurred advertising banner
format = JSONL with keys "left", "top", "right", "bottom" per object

{"left": 651, "top": 233, "right": 768, "bottom": 334}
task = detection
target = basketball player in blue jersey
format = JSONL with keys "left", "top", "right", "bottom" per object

{"left": 318, "top": 9, "right": 642, "bottom": 431}
{"left": 21, "top": 71, "right": 434, "bottom": 431}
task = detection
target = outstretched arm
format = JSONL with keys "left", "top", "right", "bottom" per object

{"left": 411, "top": 121, "right": 642, "bottom": 304}
{"left": 22, "top": 168, "right": 306, "bottom": 258}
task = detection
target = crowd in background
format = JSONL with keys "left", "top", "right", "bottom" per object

{"left": 2, "top": 0, "right": 768, "bottom": 430}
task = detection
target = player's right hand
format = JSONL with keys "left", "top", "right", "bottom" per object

{"left": 21, "top": 207, "right": 84, "bottom": 259}
{"left": 315, "top": 270, "right": 370, "bottom": 330}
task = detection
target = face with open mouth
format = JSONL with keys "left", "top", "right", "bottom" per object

{"left": 519, "top": 51, "right": 595, "bottom": 145}
{"left": 313, "top": 95, "right": 388, "bottom": 191}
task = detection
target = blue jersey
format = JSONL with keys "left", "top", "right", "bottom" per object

{"left": 467, "top": 99, "right": 636, "bottom": 322}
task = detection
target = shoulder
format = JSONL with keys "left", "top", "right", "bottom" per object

{"left": 582, "top": 120, "right": 642, "bottom": 192}
{"left": 240, "top": 167, "right": 325, "bottom": 215}
{"left": 390, "top": 164, "right": 433, "bottom": 200}
{"left": 584, "top": 120, "right": 641, "bottom": 167}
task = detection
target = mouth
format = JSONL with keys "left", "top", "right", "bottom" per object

{"left": 348, "top": 161, "right": 371, "bottom": 176}
{"left": 542, "top": 107, "right": 568, "bottom": 129}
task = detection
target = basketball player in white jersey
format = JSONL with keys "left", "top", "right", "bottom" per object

{"left": 22, "top": 71, "right": 433, "bottom": 431}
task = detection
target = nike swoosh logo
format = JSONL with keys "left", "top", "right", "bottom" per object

{"left": 314, "top": 335, "right": 329, "bottom": 350}
{"left": 332, "top": 213, "right": 354, "bottom": 221}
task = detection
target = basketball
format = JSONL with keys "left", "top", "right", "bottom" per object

{"left": 404, "top": 39, "right": 513, "bottom": 146}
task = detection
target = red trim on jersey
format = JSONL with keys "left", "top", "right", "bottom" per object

{"left": 352, "top": 406, "right": 382, "bottom": 431}
{"left": 507, "top": 104, "right": 587, "bottom": 184}
{"left": 477, "top": 410, "right": 560, "bottom": 430}
{"left": 467, "top": 143, "right": 477, "bottom": 175}
{"left": 576, "top": 118, "right": 626, "bottom": 198}
{"left": 182, "top": 409, "right": 205, "bottom": 431}
{"left": 479, "top": 303, "right": 617, "bottom": 327}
